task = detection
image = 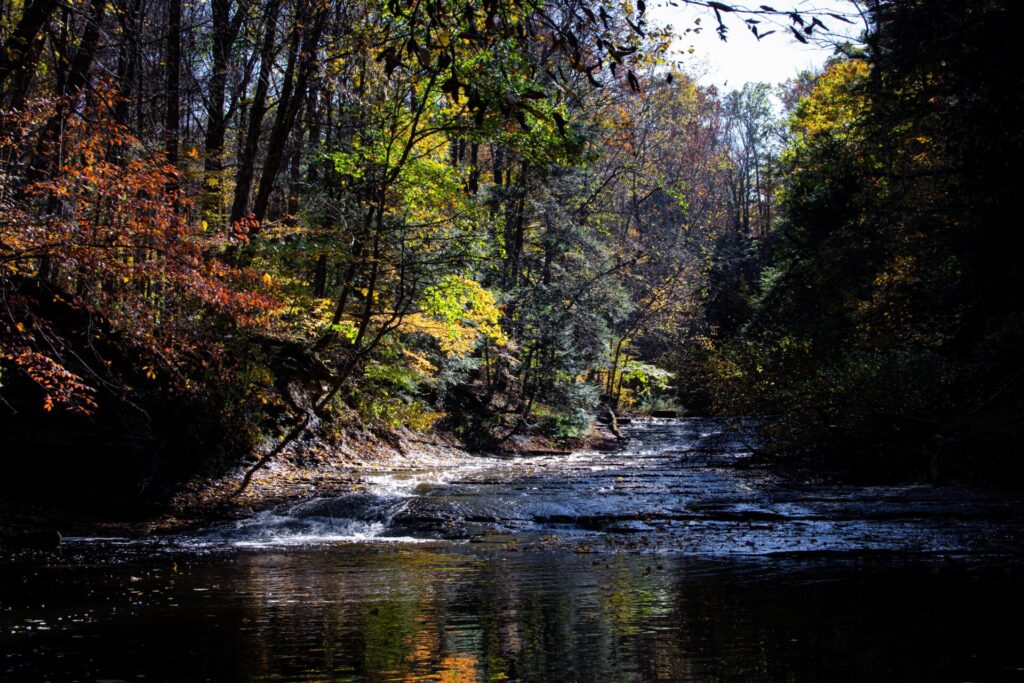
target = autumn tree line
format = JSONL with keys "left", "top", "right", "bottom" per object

{"left": 0, "top": 0, "right": 1020, "bottom": 495}
{"left": 688, "top": 0, "right": 1024, "bottom": 479}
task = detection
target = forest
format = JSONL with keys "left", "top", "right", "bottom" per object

{"left": 4, "top": 1, "right": 1024, "bottom": 679}
{"left": 1, "top": 0, "right": 1023, "bottom": 509}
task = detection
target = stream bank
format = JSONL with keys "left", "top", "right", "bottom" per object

{"left": 0, "top": 418, "right": 622, "bottom": 539}
{"left": 4, "top": 417, "right": 1024, "bottom": 681}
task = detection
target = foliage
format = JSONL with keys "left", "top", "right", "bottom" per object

{"left": 0, "top": 87, "right": 270, "bottom": 416}
{"left": 683, "top": 0, "right": 1024, "bottom": 479}
{"left": 406, "top": 275, "right": 506, "bottom": 357}
{"left": 5, "top": 0, "right": 1017, "bottom": 493}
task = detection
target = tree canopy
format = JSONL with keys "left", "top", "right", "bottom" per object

{"left": 2, "top": 0, "right": 1020, "bottom": 492}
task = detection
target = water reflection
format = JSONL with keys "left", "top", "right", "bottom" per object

{"left": 2, "top": 546, "right": 1022, "bottom": 681}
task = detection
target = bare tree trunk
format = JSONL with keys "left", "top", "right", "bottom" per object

{"left": 230, "top": 0, "right": 282, "bottom": 225}
{"left": 164, "top": 0, "right": 181, "bottom": 169}
{"left": 202, "top": 0, "right": 242, "bottom": 226}
{"left": 251, "top": 2, "right": 328, "bottom": 226}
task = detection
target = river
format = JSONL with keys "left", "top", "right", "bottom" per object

{"left": 2, "top": 418, "right": 1023, "bottom": 681}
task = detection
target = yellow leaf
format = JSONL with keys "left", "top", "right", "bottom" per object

{"left": 262, "top": 273, "right": 273, "bottom": 286}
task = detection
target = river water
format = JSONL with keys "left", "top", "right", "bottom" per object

{"left": 2, "top": 418, "right": 1023, "bottom": 681}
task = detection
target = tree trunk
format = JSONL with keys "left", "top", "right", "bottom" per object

{"left": 251, "top": 2, "right": 328, "bottom": 226}
{"left": 230, "top": 0, "right": 282, "bottom": 226}
{"left": 164, "top": 0, "right": 181, "bottom": 167}
{"left": 0, "top": 0, "right": 59, "bottom": 102}
{"left": 202, "top": 0, "right": 239, "bottom": 226}
{"left": 112, "top": 0, "right": 141, "bottom": 128}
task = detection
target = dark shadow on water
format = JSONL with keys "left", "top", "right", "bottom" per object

{"left": 2, "top": 545, "right": 1023, "bottom": 682}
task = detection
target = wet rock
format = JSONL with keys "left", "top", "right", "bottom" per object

{"left": 152, "top": 416, "right": 1024, "bottom": 556}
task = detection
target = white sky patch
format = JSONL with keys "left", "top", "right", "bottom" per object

{"left": 649, "top": 0, "right": 866, "bottom": 89}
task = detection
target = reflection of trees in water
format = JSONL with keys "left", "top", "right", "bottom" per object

{"left": 233, "top": 550, "right": 690, "bottom": 681}
{"left": 235, "top": 550, "right": 469, "bottom": 679}
{"left": 3, "top": 548, "right": 1021, "bottom": 681}
{"left": 222, "top": 550, "right": 1022, "bottom": 682}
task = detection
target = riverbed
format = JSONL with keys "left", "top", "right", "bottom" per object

{"left": 2, "top": 418, "right": 1023, "bottom": 681}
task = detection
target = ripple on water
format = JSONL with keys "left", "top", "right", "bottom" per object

{"left": 6, "top": 418, "right": 1022, "bottom": 682}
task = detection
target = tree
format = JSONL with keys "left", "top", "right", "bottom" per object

{"left": 1, "top": 88, "right": 268, "bottom": 413}
{"left": 691, "top": 0, "right": 1024, "bottom": 478}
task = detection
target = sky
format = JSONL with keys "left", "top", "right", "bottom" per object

{"left": 649, "top": 1, "right": 866, "bottom": 90}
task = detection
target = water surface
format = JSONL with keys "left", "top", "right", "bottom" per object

{"left": 3, "top": 418, "right": 1023, "bottom": 681}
